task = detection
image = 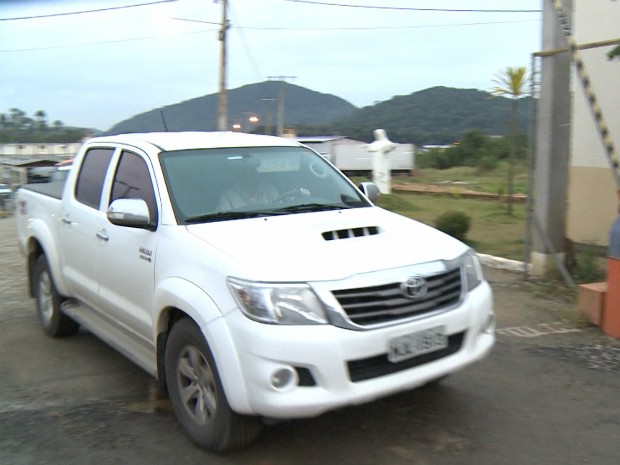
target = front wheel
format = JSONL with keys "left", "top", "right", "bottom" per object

{"left": 33, "top": 255, "right": 79, "bottom": 337}
{"left": 165, "top": 318, "right": 262, "bottom": 451}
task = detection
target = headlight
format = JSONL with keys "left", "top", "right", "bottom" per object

{"left": 463, "top": 249, "right": 484, "bottom": 291}
{"left": 227, "top": 278, "right": 328, "bottom": 325}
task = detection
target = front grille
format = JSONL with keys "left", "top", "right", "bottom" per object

{"left": 332, "top": 268, "right": 462, "bottom": 327}
{"left": 347, "top": 332, "right": 465, "bottom": 382}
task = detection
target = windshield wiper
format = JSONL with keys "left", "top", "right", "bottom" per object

{"left": 185, "top": 211, "right": 279, "bottom": 224}
{"left": 272, "top": 203, "right": 351, "bottom": 214}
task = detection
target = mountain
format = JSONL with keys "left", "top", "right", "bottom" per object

{"left": 106, "top": 83, "right": 531, "bottom": 146}
{"left": 106, "top": 81, "right": 357, "bottom": 134}
{"left": 325, "top": 86, "right": 531, "bottom": 145}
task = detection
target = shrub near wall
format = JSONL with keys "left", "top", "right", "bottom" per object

{"left": 435, "top": 210, "right": 471, "bottom": 242}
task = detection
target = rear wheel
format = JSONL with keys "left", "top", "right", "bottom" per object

{"left": 165, "top": 318, "right": 262, "bottom": 451}
{"left": 33, "top": 255, "right": 79, "bottom": 337}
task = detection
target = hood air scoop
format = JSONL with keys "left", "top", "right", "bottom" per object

{"left": 322, "top": 226, "right": 380, "bottom": 241}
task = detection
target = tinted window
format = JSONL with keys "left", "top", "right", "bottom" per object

{"left": 110, "top": 151, "right": 158, "bottom": 226}
{"left": 75, "top": 148, "right": 114, "bottom": 209}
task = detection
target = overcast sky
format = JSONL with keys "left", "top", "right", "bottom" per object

{"left": 1, "top": 0, "right": 542, "bottom": 131}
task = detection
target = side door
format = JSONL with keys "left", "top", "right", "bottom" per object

{"left": 59, "top": 147, "right": 115, "bottom": 307}
{"left": 95, "top": 149, "right": 159, "bottom": 344}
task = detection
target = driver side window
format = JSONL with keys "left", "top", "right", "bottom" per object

{"left": 110, "top": 151, "right": 158, "bottom": 226}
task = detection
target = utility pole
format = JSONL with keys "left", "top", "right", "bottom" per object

{"left": 259, "top": 98, "right": 277, "bottom": 135}
{"left": 217, "top": 0, "right": 229, "bottom": 131}
{"left": 268, "top": 76, "right": 296, "bottom": 136}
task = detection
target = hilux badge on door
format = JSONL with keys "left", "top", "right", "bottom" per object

{"left": 401, "top": 276, "right": 428, "bottom": 299}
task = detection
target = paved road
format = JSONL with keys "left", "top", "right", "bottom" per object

{"left": 1, "top": 217, "right": 619, "bottom": 465}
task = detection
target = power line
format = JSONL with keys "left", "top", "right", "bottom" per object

{"left": 228, "top": 1, "right": 263, "bottom": 81}
{"left": 0, "top": 29, "right": 215, "bottom": 53}
{"left": 284, "top": 0, "right": 541, "bottom": 13}
{"left": 0, "top": 18, "right": 538, "bottom": 53}
{"left": 0, "top": 0, "right": 177, "bottom": 22}
{"left": 238, "top": 19, "right": 539, "bottom": 31}
{"left": 169, "top": 17, "right": 221, "bottom": 26}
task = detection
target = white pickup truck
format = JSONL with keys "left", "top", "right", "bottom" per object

{"left": 16, "top": 131, "right": 494, "bottom": 451}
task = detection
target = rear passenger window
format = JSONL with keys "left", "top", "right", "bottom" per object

{"left": 110, "top": 151, "right": 158, "bottom": 226}
{"left": 75, "top": 148, "right": 114, "bottom": 209}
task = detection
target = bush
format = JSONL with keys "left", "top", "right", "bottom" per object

{"left": 435, "top": 210, "right": 471, "bottom": 242}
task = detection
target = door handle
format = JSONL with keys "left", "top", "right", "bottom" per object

{"left": 96, "top": 229, "right": 109, "bottom": 241}
{"left": 61, "top": 215, "right": 72, "bottom": 225}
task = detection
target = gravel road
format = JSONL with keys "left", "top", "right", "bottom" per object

{"left": 1, "top": 216, "right": 619, "bottom": 465}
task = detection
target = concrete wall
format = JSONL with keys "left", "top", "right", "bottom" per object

{"left": 566, "top": 0, "right": 620, "bottom": 245}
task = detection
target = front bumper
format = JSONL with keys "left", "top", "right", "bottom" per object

{"left": 219, "top": 281, "right": 494, "bottom": 418}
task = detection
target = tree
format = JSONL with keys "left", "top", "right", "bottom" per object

{"left": 491, "top": 66, "right": 527, "bottom": 215}
{"left": 52, "top": 120, "right": 64, "bottom": 132}
{"left": 34, "top": 110, "right": 48, "bottom": 132}
{"left": 608, "top": 45, "right": 620, "bottom": 60}
{"left": 0, "top": 108, "right": 88, "bottom": 143}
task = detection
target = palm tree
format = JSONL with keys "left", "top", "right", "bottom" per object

{"left": 491, "top": 66, "right": 527, "bottom": 215}
{"left": 34, "top": 110, "right": 48, "bottom": 132}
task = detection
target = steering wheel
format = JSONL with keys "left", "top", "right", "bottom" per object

{"left": 275, "top": 188, "right": 308, "bottom": 204}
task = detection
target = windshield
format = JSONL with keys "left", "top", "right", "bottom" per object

{"left": 159, "top": 146, "right": 371, "bottom": 224}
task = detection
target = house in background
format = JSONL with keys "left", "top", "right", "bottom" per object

{"left": 0, "top": 142, "right": 77, "bottom": 188}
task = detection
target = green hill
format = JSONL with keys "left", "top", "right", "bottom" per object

{"left": 325, "top": 86, "right": 531, "bottom": 145}
{"left": 106, "top": 81, "right": 356, "bottom": 134}
{"left": 106, "top": 83, "right": 531, "bottom": 146}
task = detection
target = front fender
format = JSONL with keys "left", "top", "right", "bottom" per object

{"left": 153, "top": 277, "right": 252, "bottom": 413}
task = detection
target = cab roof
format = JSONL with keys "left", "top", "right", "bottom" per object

{"left": 87, "top": 132, "right": 302, "bottom": 152}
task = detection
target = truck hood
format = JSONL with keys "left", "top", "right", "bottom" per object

{"left": 185, "top": 207, "right": 468, "bottom": 282}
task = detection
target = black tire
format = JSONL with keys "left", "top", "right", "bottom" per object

{"left": 33, "top": 255, "right": 79, "bottom": 337}
{"left": 165, "top": 318, "right": 262, "bottom": 451}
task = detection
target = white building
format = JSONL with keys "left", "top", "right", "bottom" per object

{"left": 0, "top": 142, "right": 78, "bottom": 188}
{"left": 0, "top": 142, "right": 81, "bottom": 159}
{"left": 565, "top": 1, "right": 620, "bottom": 246}
{"left": 296, "top": 136, "right": 415, "bottom": 174}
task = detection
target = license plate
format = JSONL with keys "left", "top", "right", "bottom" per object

{"left": 387, "top": 326, "right": 447, "bottom": 363}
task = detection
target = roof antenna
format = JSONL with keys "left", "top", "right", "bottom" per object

{"left": 160, "top": 110, "right": 169, "bottom": 131}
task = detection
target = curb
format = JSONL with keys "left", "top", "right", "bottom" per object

{"left": 478, "top": 253, "right": 532, "bottom": 274}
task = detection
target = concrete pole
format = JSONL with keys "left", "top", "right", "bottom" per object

{"left": 531, "top": 0, "right": 572, "bottom": 276}
{"left": 268, "top": 76, "right": 296, "bottom": 136}
{"left": 216, "top": 0, "right": 228, "bottom": 131}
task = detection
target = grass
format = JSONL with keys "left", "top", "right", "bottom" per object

{"left": 393, "top": 162, "right": 529, "bottom": 195}
{"left": 352, "top": 166, "right": 529, "bottom": 260}
{"left": 374, "top": 192, "right": 526, "bottom": 260}
{"left": 363, "top": 166, "right": 608, "bottom": 284}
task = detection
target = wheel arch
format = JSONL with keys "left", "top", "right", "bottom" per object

{"left": 25, "top": 219, "right": 69, "bottom": 297}
{"left": 153, "top": 278, "right": 252, "bottom": 414}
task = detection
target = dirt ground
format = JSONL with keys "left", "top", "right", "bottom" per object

{"left": 1, "top": 216, "right": 619, "bottom": 465}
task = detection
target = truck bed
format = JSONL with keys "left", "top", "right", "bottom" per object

{"left": 21, "top": 181, "right": 66, "bottom": 200}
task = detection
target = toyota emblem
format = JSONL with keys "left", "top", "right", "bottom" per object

{"left": 401, "top": 276, "right": 428, "bottom": 300}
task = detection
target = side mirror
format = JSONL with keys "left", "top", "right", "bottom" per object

{"left": 358, "top": 182, "right": 381, "bottom": 202}
{"left": 107, "top": 198, "right": 153, "bottom": 230}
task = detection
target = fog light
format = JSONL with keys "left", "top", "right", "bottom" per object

{"left": 484, "top": 313, "right": 496, "bottom": 334}
{"left": 270, "top": 367, "right": 297, "bottom": 390}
